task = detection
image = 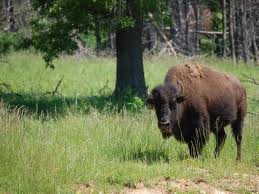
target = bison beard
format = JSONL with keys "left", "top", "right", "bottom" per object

{"left": 147, "top": 64, "right": 247, "bottom": 160}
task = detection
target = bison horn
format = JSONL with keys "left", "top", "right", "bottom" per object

{"left": 145, "top": 86, "right": 152, "bottom": 99}
{"left": 176, "top": 80, "right": 184, "bottom": 95}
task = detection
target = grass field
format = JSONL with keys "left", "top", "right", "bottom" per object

{"left": 0, "top": 52, "right": 259, "bottom": 193}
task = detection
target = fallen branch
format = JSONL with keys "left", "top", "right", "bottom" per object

{"left": 163, "top": 27, "right": 226, "bottom": 35}
{"left": 247, "top": 112, "right": 259, "bottom": 116}
{"left": 248, "top": 97, "right": 259, "bottom": 103}
{"left": 188, "top": 30, "right": 226, "bottom": 35}
{"left": 0, "top": 60, "right": 12, "bottom": 66}
{"left": 98, "top": 80, "right": 110, "bottom": 94}
{"left": 241, "top": 74, "right": 259, "bottom": 85}
{"left": 44, "top": 76, "right": 64, "bottom": 97}
{"left": 148, "top": 13, "right": 177, "bottom": 56}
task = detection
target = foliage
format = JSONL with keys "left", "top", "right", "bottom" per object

{"left": 30, "top": 0, "right": 168, "bottom": 67}
{"left": 200, "top": 36, "right": 217, "bottom": 54}
{"left": 0, "top": 32, "right": 13, "bottom": 56}
{"left": 0, "top": 32, "right": 32, "bottom": 57}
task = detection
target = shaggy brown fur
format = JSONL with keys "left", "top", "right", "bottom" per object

{"left": 147, "top": 63, "right": 247, "bottom": 160}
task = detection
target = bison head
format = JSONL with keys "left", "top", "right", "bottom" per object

{"left": 146, "top": 81, "right": 186, "bottom": 138}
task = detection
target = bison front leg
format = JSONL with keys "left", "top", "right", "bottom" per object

{"left": 188, "top": 114, "right": 210, "bottom": 158}
{"left": 188, "top": 141, "right": 201, "bottom": 158}
{"left": 188, "top": 132, "right": 207, "bottom": 158}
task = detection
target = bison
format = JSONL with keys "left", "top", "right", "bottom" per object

{"left": 146, "top": 63, "right": 247, "bottom": 160}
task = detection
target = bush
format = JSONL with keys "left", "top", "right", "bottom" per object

{"left": 0, "top": 32, "right": 13, "bottom": 56}
{"left": 0, "top": 31, "right": 32, "bottom": 57}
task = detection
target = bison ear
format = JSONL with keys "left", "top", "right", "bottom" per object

{"left": 176, "top": 95, "right": 186, "bottom": 103}
{"left": 146, "top": 97, "right": 154, "bottom": 109}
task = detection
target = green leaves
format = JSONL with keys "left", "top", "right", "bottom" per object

{"left": 31, "top": 0, "right": 168, "bottom": 67}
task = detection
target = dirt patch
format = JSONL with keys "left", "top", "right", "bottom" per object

{"left": 217, "top": 173, "right": 259, "bottom": 193}
{"left": 124, "top": 179, "right": 232, "bottom": 194}
{"left": 74, "top": 182, "right": 95, "bottom": 194}
{"left": 74, "top": 173, "right": 259, "bottom": 193}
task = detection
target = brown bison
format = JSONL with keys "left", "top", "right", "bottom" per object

{"left": 147, "top": 63, "right": 247, "bottom": 160}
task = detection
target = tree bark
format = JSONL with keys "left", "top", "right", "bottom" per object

{"left": 183, "top": 0, "right": 190, "bottom": 54}
{"left": 229, "top": 0, "right": 236, "bottom": 63}
{"left": 146, "top": 23, "right": 157, "bottom": 51}
{"left": 94, "top": 16, "right": 101, "bottom": 56}
{"left": 4, "top": 0, "right": 16, "bottom": 32}
{"left": 114, "top": 0, "right": 146, "bottom": 96}
{"left": 108, "top": 32, "right": 116, "bottom": 54}
{"left": 248, "top": 0, "right": 258, "bottom": 63}
{"left": 222, "top": 0, "right": 227, "bottom": 57}
{"left": 193, "top": 0, "right": 200, "bottom": 55}
{"left": 240, "top": 0, "right": 249, "bottom": 63}
{"left": 170, "top": 0, "right": 182, "bottom": 40}
{"left": 234, "top": 0, "right": 243, "bottom": 62}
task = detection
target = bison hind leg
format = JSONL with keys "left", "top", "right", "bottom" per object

{"left": 231, "top": 118, "right": 244, "bottom": 161}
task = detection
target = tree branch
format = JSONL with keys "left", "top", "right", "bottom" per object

{"left": 0, "top": 60, "right": 12, "bottom": 66}
{"left": 44, "top": 76, "right": 64, "bottom": 97}
{"left": 241, "top": 74, "right": 259, "bottom": 85}
{"left": 148, "top": 13, "right": 177, "bottom": 56}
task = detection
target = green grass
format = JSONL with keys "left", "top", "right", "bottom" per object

{"left": 0, "top": 52, "right": 258, "bottom": 193}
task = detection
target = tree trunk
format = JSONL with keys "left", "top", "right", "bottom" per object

{"left": 170, "top": 0, "right": 182, "bottom": 40}
{"left": 170, "top": 0, "right": 184, "bottom": 52}
{"left": 234, "top": 0, "right": 243, "bottom": 62}
{"left": 248, "top": 0, "right": 258, "bottom": 63}
{"left": 193, "top": 0, "right": 200, "bottom": 55}
{"left": 108, "top": 32, "right": 116, "bottom": 54}
{"left": 147, "top": 23, "right": 157, "bottom": 51}
{"left": 222, "top": 0, "right": 227, "bottom": 57}
{"left": 229, "top": 0, "right": 236, "bottom": 63}
{"left": 114, "top": 0, "right": 146, "bottom": 96}
{"left": 240, "top": 0, "right": 249, "bottom": 63}
{"left": 4, "top": 0, "right": 16, "bottom": 32}
{"left": 183, "top": 0, "right": 190, "bottom": 54}
{"left": 94, "top": 16, "right": 101, "bottom": 56}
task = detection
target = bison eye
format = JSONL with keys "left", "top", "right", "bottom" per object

{"left": 176, "top": 95, "right": 186, "bottom": 103}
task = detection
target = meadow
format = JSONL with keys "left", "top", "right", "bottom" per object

{"left": 0, "top": 52, "right": 258, "bottom": 193}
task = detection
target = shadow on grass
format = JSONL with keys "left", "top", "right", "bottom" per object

{"left": 120, "top": 147, "right": 189, "bottom": 164}
{"left": 126, "top": 148, "right": 170, "bottom": 164}
{"left": 0, "top": 91, "right": 145, "bottom": 117}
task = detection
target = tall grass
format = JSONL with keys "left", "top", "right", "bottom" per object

{"left": 0, "top": 52, "right": 258, "bottom": 193}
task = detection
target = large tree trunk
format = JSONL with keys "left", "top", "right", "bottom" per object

{"left": 114, "top": 0, "right": 146, "bottom": 96}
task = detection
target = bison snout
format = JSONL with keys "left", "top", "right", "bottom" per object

{"left": 158, "top": 121, "right": 171, "bottom": 130}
